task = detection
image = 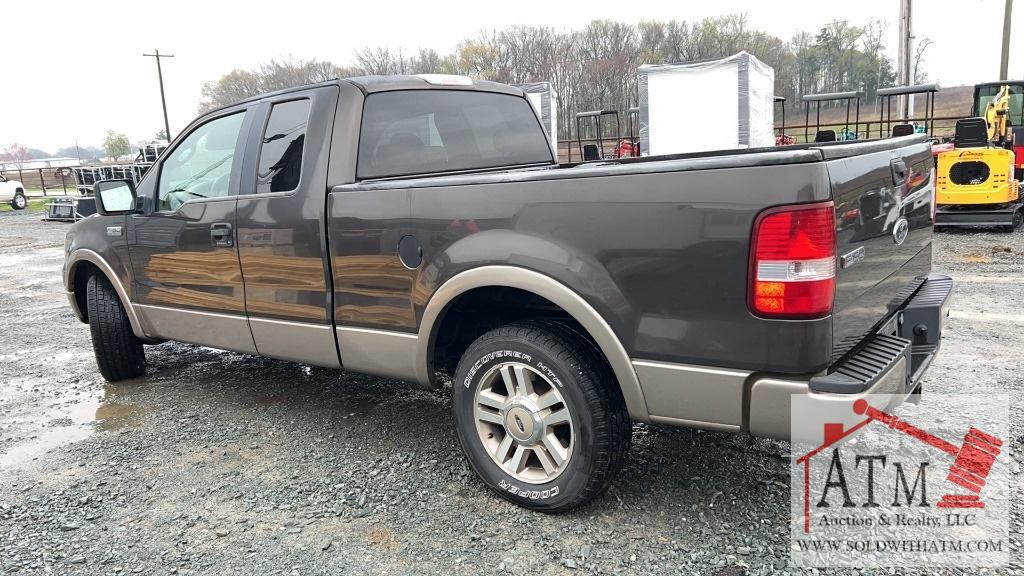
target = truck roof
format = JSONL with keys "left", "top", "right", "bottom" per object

{"left": 203, "top": 75, "right": 523, "bottom": 117}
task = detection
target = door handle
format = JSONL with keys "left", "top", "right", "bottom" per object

{"left": 210, "top": 222, "right": 234, "bottom": 248}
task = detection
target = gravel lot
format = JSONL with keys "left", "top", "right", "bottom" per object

{"left": 1, "top": 210, "right": 1022, "bottom": 575}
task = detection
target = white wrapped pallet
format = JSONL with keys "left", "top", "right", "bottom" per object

{"left": 638, "top": 51, "right": 775, "bottom": 156}
{"left": 515, "top": 82, "right": 558, "bottom": 156}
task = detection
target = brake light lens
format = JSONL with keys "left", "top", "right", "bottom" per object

{"left": 750, "top": 202, "right": 836, "bottom": 318}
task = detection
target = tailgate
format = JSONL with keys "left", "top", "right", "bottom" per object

{"left": 822, "top": 137, "right": 935, "bottom": 352}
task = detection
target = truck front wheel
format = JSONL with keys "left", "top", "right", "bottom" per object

{"left": 452, "top": 321, "right": 631, "bottom": 512}
{"left": 11, "top": 191, "right": 26, "bottom": 210}
{"left": 86, "top": 273, "right": 146, "bottom": 381}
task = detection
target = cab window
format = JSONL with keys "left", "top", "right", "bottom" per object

{"left": 256, "top": 99, "right": 310, "bottom": 193}
{"left": 357, "top": 90, "right": 552, "bottom": 179}
{"left": 157, "top": 112, "right": 245, "bottom": 212}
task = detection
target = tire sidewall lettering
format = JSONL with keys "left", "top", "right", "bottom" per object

{"left": 462, "top": 349, "right": 532, "bottom": 389}
{"left": 457, "top": 341, "right": 592, "bottom": 506}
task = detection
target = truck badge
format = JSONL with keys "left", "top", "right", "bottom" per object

{"left": 840, "top": 246, "right": 866, "bottom": 269}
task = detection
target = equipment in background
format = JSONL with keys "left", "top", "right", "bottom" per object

{"left": 637, "top": 51, "right": 775, "bottom": 156}
{"left": 46, "top": 141, "right": 166, "bottom": 223}
{"left": 575, "top": 110, "right": 621, "bottom": 161}
{"left": 876, "top": 83, "right": 940, "bottom": 139}
{"left": 620, "top": 107, "right": 640, "bottom": 158}
{"left": 774, "top": 97, "right": 795, "bottom": 145}
{"left": 70, "top": 141, "right": 167, "bottom": 195}
{"left": 43, "top": 196, "right": 96, "bottom": 222}
{"left": 972, "top": 81, "right": 1024, "bottom": 180}
{"left": 935, "top": 86, "right": 1023, "bottom": 232}
{"left": 515, "top": 82, "right": 559, "bottom": 158}
{"left": 801, "top": 90, "right": 864, "bottom": 143}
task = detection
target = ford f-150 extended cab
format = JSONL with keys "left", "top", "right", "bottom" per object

{"left": 64, "top": 75, "right": 951, "bottom": 511}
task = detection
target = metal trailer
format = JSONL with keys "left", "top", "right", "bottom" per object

{"left": 876, "top": 83, "right": 940, "bottom": 138}
{"left": 575, "top": 110, "right": 621, "bottom": 161}
{"left": 49, "top": 142, "right": 167, "bottom": 222}
{"left": 626, "top": 106, "right": 640, "bottom": 156}
{"left": 68, "top": 142, "right": 167, "bottom": 196}
{"left": 801, "top": 90, "right": 865, "bottom": 142}
{"left": 774, "top": 96, "right": 795, "bottom": 145}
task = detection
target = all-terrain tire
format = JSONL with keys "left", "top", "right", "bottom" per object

{"left": 11, "top": 190, "right": 26, "bottom": 210}
{"left": 86, "top": 273, "right": 146, "bottom": 381}
{"left": 452, "top": 321, "right": 631, "bottom": 512}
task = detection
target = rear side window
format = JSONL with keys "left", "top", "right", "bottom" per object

{"left": 257, "top": 99, "right": 310, "bottom": 193}
{"left": 357, "top": 90, "right": 552, "bottom": 179}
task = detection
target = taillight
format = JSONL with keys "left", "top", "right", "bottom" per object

{"left": 749, "top": 202, "right": 836, "bottom": 318}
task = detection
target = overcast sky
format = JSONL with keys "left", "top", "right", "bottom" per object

{"left": 3, "top": 0, "right": 1021, "bottom": 152}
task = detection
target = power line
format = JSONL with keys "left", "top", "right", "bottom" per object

{"left": 143, "top": 49, "right": 175, "bottom": 142}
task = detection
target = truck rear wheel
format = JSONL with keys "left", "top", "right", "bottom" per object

{"left": 452, "top": 321, "right": 631, "bottom": 512}
{"left": 86, "top": 273, "right": 146, "bottom": 381}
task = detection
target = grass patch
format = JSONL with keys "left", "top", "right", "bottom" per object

{"left": 0, "top": 198, "right": 50, "bottom": 215}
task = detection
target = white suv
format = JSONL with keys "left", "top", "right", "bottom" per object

{"left": 0, "top": 175, "right": 27, "bottom": 209}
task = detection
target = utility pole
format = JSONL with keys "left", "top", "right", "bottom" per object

{"left": 1000, "top": 0, "right": 1013, "bottom": 80}
{"left": 897, "top": 0, "right": 914, "bottom": 118}
{"left": 143, "top": 49, "right": 175, "bottom": 141}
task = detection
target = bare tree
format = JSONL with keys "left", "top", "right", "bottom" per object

{"left": 199, "top": 58, "right": 348, "bottom": 112}
{"left": 913, "top": 37, "right": 934, "bottom": 84}
{"left": 196, "top": 15, "right": 899, "bottom": 140}
{"left": 2, "top": 143, "right": 31, "bottom": 183}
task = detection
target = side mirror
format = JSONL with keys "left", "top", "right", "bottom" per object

{"left": 93, "top": 180, "right": 137, "bottom": 215}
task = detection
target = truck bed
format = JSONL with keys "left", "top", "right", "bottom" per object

{"left": 331, "top": 134, "right": 934, "bottom": 376}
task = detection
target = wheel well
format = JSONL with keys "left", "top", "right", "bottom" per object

{"left": 72, "top": 261, "right": 99, "bottom": 323}
{"left": 430, "top": 286, "right": 605, "bottom": 380}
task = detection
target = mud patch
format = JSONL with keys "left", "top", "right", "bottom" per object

{"left": 959, "top": 252, "right": 994, "bottom": 263}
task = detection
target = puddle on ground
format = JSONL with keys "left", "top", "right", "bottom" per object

{"left": 91, "top": 401, "right": 150, "bottom": 432}
{"left": 0, "top": 380, "right": 149, "bottom": 471}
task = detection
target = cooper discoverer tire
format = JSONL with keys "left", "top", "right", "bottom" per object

{"left": 453, "top": 321, "right": 631, "bottom": 512}
{"left": 86, "top": 274, "right": 146, "bottom": 381}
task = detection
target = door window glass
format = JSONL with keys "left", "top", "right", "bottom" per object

{"left": 256, "top": 99, "right": 310, "bottom": 193}
{"left": 157, "top": 112, "right": 244, "bottom": 212}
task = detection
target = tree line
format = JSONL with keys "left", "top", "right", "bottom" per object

{"left": 200, "top": 14, "right": 911, "bottom": 139}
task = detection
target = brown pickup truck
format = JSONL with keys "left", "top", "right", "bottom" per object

{"left": 64, "top": 75, "right": 951, "bottom": 511}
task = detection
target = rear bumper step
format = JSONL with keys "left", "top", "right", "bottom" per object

{"left": 935, "top": 203, "right": 1022, "bottom": 226}
{"left": 747, "top": 273, "right": 952, "bottom": 440}
{"left": 810, "top": 273, "right": 952, "bottom": 394}
{"left": 809, "top": 334, "right": 910, "bottom": 393}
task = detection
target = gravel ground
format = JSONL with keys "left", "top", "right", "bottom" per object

{"left": 0, "top": 210, "right": 1022, "bottom": 575}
